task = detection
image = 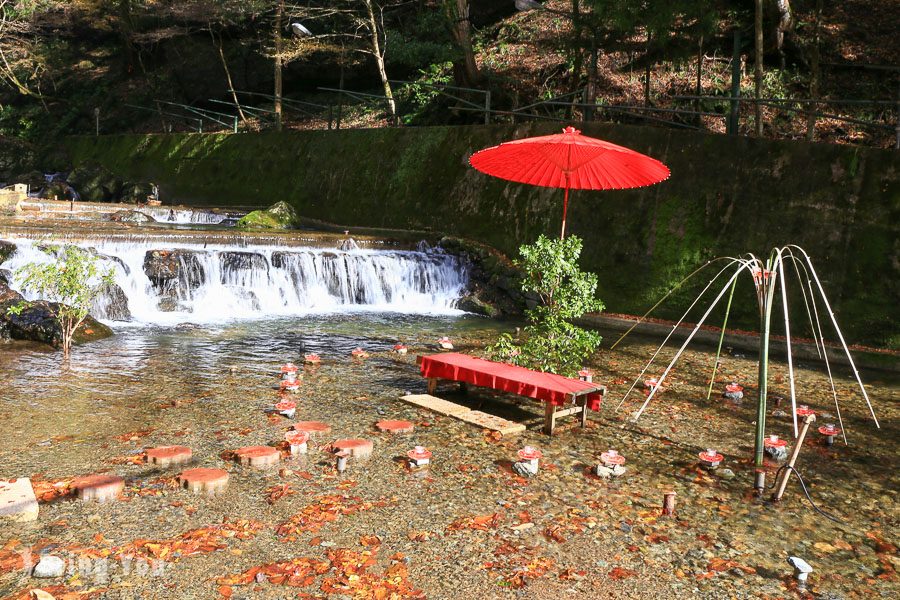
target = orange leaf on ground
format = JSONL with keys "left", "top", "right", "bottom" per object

{"left": 609, "top": 567, "right": 638, "bottom": 580}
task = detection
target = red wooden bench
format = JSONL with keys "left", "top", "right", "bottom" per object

{"left": 417, "top": 353, "right": 605, "bottom": 435}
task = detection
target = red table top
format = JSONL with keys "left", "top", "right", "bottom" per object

{"left": 419, "top": 353, "right": 604, "bottom": 410}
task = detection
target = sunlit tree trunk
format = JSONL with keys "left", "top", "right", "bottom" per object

{"left": 362, "top": 0, "right": 397, "bottom": 123}
{"left": 805, "top": 0, "right": 821, "bottom": 141}
{"left": 274, "top": 0, "right": 284, "bottom": 130}
{"left": 754, "top": 0, "right": 764, "bottom": 136}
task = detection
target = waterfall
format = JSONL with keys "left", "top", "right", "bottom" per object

{"left": 142, "top": 208, "right": 232, "bottom": 225}
{"left": 1, "top": 238, "right": 469, "bottom": 325}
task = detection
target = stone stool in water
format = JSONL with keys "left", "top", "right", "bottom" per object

{"left": 179, "top": 468, "right": 229, "bottom": 495}
{"left": 146, "top": 446, "right": 192, "bottom": 467}
{"left": 235, "top": 446, "right": 281, "bottom": 468}
{"left": 376, "top": 420, "right": 414, "bottom": 434}
{"left": 293, "top": 421, "right": 331, "bottom": 438}
{"left": 72, "top": 474, "right": 125, "bottom": 502}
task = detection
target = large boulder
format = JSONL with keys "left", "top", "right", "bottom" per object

{"left": 67, "top": 164, "right": 123, "bottom": 202}
{"left": 119, "top": 181, "right": 155, "bottom": 204}
{"left": 38, "top": 181, "right": 77, "bottom": 201}
{"left": 439, "top": 236, "right": 525, "bottom": 317}
{"left": 143, "top": 249, "right": 206, "bottom": 311}
{"left": 0, "top": 300, "right": 113, "bottom": 346}
{"left": 236, "top": 201, "right": 300, "bottom": 230}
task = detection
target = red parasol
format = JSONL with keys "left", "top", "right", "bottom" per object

{"left": 469, "top": 126, "right": 670, "bottom": 237}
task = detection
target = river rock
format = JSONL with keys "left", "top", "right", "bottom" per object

{"left": 32, "top": 555, "right": 66, "bottom": 578}
{"left": 143, "top": 250, "right": 205, "bottom": 310}
{"left": 236, "top": 201, "right": 300, "bottom": 230}
{"left": 220, "top": 251, "right": 267, "bottom": 272}
{"left": 108, "top": 209, "right": 152, "bottom": 224}
{"left": 92, "top": 282, "right": 131, "bottom": 321}
{"left": 0, "top": 269, "right": 11, "bottom": 286}
{"left": 38, "top": 181, "right": 77, "bottom": 201}
{"left": 0, "top": 240, "right": 15, "bottom": 263}
{"left": 0, "top": 300, "right": 113, "bottom": 346}
{"left": 119, "top": 181, "right": 155, "bottom": 203}
{"left": 714, "top": 468, "right": 736, "bottom": 480}
{"left": 456, "top": 292, "right": 501, "bottom": 318}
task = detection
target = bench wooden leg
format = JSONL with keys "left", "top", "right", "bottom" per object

{"left": 427, "top": 378, "right": 438, "bottom": 395}
{"left": 544, "top": 403, "right": 557, "bottom": 436}
{"left": 580, "top": 399, "right": 588, "bottom": 428}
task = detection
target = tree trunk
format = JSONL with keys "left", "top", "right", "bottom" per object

{"left": 117, "top": 0, "right": 136, "bottom": 75}
{"left": 644, "top": 31, "right": 652, "bottom": 106}
{"left": 694, "top": 34, "right": 703, "bottom": 125}
{"left": 806, "top": 0, "right": 821, "bottom": 141}
{"left": 274, "top": 0, "right": 284, "bottom": 131}
{"left": 569, "top": 0, "right": 584, "bottom": 119}
{"left": 754, "top": 0, "right": 764, "bottom": 136}
{"left": 773, "top": 0, "right": 793, "bottom": 70}
{"left": 210, "top": 28, "right": 247, "bottom": 123}
{"left": 444, "top": 0, "right": 480, "bottom": 87}
{"left": 585, "top": 36, "right": 598, "bottom": 109}
{"left": 363, "top": 0, "right": 397, "bottom": 123}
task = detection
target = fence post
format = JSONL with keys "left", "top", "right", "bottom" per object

{"left": 328, "top": 105, "right": 334, "bottom": 130}
{"left": 233, "top": 116, "right": 238, "bottom": 134}
{"left": 727, "top": 28, "right": 742, "bottom": 136}
{"left": 198, "top": 119, "right": 203, "bottom": 134}
{"left": 484, "top": 90, "right": 491, "bottom": 125}
{"left": 583, "top": 88, "right": 593, "bottom": 122}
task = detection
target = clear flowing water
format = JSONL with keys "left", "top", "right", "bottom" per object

{"left": 0, "top": 314, "right": 896, "bottom": 599}
{"left": 0, "top": 230, "right": 897, "bottom": 599}
{"left": 2, "top": 238, "right": 469, "bottom": 325}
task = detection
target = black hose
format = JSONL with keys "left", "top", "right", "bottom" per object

{"left": 771, "top": 464, "right": 845, "bottom": 524}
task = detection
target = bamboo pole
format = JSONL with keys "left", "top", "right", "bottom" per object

{"left": 772, "top": 413, "right": 817, "bottom": 502}
{"left": 706, "top": 275, "right": 737, "bottom": 400}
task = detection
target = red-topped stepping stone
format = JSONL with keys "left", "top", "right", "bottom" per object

{"left": 178, "top": 468, "right": 229, "bottom": 495}
{"left": 235, "top": 445, "right": 281, "bottom": 468}
{"left": 293, "top": 421, "right": 331, "bottom": 438}
{"left": 376, "top": 420, "right": 415, "bottom": 434}
{"left": 72, "top": 474, "right": 124, "bottom": 503}
{"left": 333, "top": 439, "right": 374, "bottom": 459}
{"left": 146, "top": 446, "right": 193, "bottom": 467}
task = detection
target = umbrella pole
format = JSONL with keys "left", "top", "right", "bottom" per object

{"left": 560, "top": 185, "right": 570, "bottom": 239}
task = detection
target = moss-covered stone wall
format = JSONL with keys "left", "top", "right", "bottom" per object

{"left": 64, "top": 124, "right": 900, "bottom": 348}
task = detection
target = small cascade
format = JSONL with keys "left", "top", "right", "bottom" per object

{"left": 1, "top": 237, "right": 469, "bottom": 324}
{"left": 142, "top": 208, "right": 233, "bottom": 225}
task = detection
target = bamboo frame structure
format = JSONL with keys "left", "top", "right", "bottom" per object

{"left": 614, "top": 246, "right": 880, "bottom": 491}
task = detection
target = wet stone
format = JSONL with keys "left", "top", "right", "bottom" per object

{"left": 32, "top": 555, "right": 66, "bottom": 578}
{"left": 0, "top": 477, "right": 39, "bottom": 522}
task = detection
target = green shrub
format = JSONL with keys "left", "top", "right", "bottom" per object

{"left": 488, "top": 234, "right": 604, "bottom": 376}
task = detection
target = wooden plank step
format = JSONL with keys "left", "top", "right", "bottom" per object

{"left": 456, "top": 410, "right": 526, "bottom": 435}
{"left": 399, "top": 394, "right": 472, "bottom": 416}
{"left": 399, "top": 394, "right": 525, "bottom": 435}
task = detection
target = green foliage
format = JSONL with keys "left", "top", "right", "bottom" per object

{"left": 10, "top": 244, "right": 114, "bottom": 357}
{"left": 488, "top": 235, "right": 604, "bottom": 377}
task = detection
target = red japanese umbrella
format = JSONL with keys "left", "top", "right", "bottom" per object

{"left": 469, "top": 126, "right": 670, "bottom": 238}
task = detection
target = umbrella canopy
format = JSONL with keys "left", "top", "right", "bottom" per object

{"left": 469, "top": 126, "right": 670, "bottom": 237}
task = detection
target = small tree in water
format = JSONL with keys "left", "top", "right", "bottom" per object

{"left": 489, "top": 235, "right": 604, "bottom": 376}
{"left": 8, "top": 245, "right": 114, "bottom": 358}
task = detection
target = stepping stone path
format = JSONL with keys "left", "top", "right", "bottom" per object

{"left": 376, "top": 420, "right": 415, "bottom": 434}
{"left": 234, "top": 445, "right": 281, "bottom": 468}
{"left": 178, "top": 468, "right": 229, "bottom": 495}
{"left": 292, "top": 421, "right": 331, "bottom": 438}
{"left": 146, "top": 445, "right": 193, "bottom": 467}
{"left": 332, "top": 439, "right": 374, "bottom": 459}
{"left": 0, "top": 477, "right": 39, "bottom": 522}
{"left": 72, "top": 474, "right": 125, "bottom": 503}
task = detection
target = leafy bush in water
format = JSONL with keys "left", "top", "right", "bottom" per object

{"left": 488, "top": 235, "right": 603, "bottom": 376}
{"left": 8, "top": 244, "right": 114, "bottom": 358}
